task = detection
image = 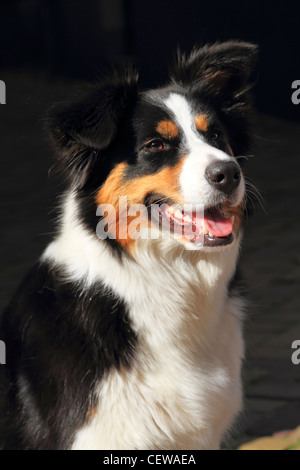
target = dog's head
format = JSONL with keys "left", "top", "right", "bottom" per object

{"left": 48, "top": 41, "right": 257, "bottom": 254}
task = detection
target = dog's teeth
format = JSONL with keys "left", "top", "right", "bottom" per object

{"left": 208, "top": 232, "right": 214, "bottom": 238}
{"left": 183, "top": 213, "right": 192, "bottom": 223}
{"left": 231, "top": 216, "right": 235, "bottom": 223}
{"left": 174, "top": 209, "right": 183, "bottom": 219}
{"left": 203, "top": 223, "right": 208, "bottom": 235}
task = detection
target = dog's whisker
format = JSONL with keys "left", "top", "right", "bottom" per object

{"left": 245, "top": 189, "right": 267, "bottom": 213}
{"left": 235, "top": 154, "right": 255, "bottom": 161}
{"left": 245, "top": 178, "right": 267, "bottom": 213}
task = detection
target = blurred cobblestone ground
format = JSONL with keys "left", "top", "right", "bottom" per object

{"left": 0, "top": 71, "right": 299, "bottom": 449}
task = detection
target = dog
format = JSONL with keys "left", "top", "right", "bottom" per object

{"left": 0, "top": 41, "right": 257, "bottom": 450}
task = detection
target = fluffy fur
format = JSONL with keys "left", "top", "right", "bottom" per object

{"left": 0, "top": 41, "right": 257, "bottom": 450}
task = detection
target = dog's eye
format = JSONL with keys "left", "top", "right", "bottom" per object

{"left": 211, "top": 130, "right": 221, "bottom": 142}
{"left": 145, "top": 139, "right": 165, "bottom": 151}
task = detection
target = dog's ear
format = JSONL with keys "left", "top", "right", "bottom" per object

{"left": 171, "top": 41, "right": 258, "bottom": 102}
{"left": 172, "top": 41, "right": 258, "bottom": 155}
{"left": 47, "top": 68, "right": 138, "bottom": 184}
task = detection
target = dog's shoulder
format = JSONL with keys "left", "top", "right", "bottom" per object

{"left": 0, "top": 260, "right": 137, "bottom": 449}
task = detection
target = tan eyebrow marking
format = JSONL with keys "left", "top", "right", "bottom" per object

{"left": 156, "top": 120, "right": 179, "bottom": 139}
{"left": 195, "top": 114, "right": 209, "bottom": 132}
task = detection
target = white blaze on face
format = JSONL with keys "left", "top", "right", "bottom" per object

{"left": 164, "top": 93, "right": 245, "bottom": 207}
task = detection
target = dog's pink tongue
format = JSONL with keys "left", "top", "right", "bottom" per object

{"left": 204, "top": 208, "right": 233, "bottom": 237}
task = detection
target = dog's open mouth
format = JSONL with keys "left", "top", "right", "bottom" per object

{"left": 147, "top": 195, "right": 234, "bottom": 247}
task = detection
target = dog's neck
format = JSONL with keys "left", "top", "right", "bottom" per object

{"left": 43, "top": 191, "right": 241, "bottom": 334}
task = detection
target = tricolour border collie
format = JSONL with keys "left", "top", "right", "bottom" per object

{"left": 0, "top": 41, "right": 257, "bottom": 450}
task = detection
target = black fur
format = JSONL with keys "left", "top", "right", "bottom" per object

{"left": 0, "top": 262, "right": 136, "bottom": 449}
{"left": 48, "top": 67, "right": 139, "bottom": 189}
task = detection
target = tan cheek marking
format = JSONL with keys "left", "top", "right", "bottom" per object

{"left": 195, "top": 114, "right": 209, "bottom": 132}
{"left": 156, "top": 120, "right": 179, "bottom": 139}
{"left": 95, "top": 158, "right": 186, "bottom": 248}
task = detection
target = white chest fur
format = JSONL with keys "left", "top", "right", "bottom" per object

{"left": 71, "top": 292, "right": 244, "bottom": 450}
{"left": 43, "top": 198, "right": 244, "bottom": 450}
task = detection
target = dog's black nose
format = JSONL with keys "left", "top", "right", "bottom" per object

{"left": 205, "top": 160, "right": 241, "bottom": 195}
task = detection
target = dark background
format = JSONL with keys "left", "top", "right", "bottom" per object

{"left": 0, "top": 0, "right": 299, "bottom": 119}
{"left": 1, "top": 0, "right": 300, "bottom": 450}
